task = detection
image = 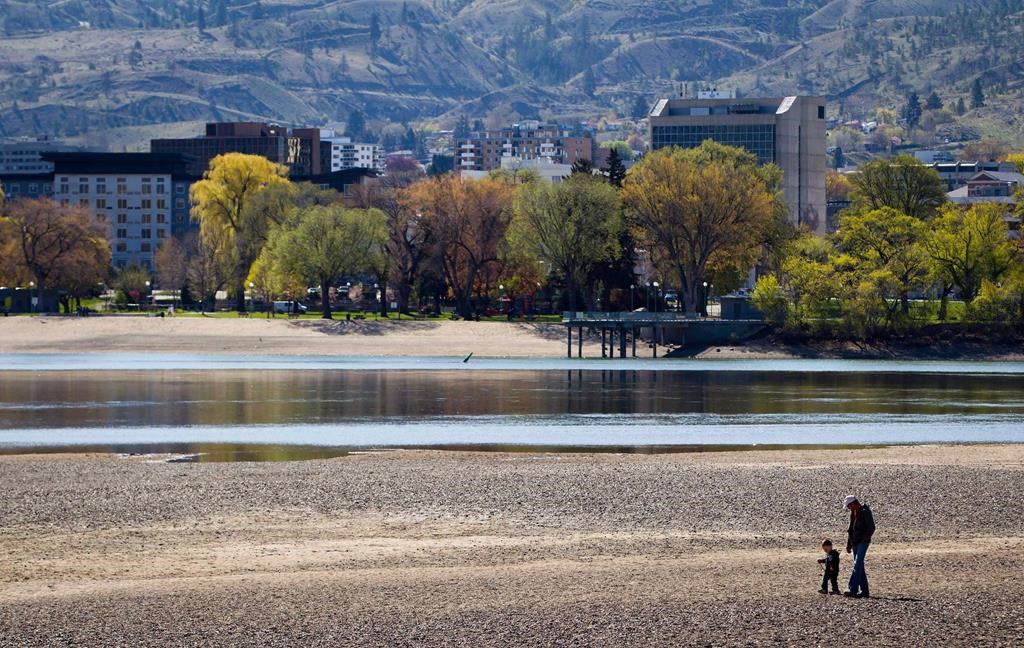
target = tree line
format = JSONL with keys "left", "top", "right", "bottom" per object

{"left": 753, "top": 155, "right": 1024, "bottom": 337}
{"left": 177, "top": 142, "right": 785, "bottom": 319}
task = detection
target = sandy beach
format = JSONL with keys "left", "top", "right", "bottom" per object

{"left": 0, "top": 316, "right": 606, "bottom": 358}
{"left": 2, "top": 445, "right": 1023, "bottom": 645}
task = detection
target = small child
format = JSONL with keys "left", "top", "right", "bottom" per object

{"left": 817, "top": 539, "right": 841, "bottom": 594}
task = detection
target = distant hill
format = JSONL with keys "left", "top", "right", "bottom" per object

{"left": 0, "top": 0, "right": 1021, "bottom": 150}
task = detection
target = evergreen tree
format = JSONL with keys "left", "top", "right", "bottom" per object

{"left": 400, "top": 2, "right": 409, "bottom": 26}
{"left": 215, "top": 0, "right": 228, "bottom": 27}
{"left": 956, "top": 97, "right": 966, "bottom": 115}
{"left": 601, "top": 148, "right": 627, "bottom": 188}
{"left": 197, "top": 6, "right": 205, "bottom": 32}
{"left": 453, "top": 114, "right": 470, "bottom": 139}
{"left": 971, "top": 78, "right": 985, "bottom": 109}
{"left": 581, "top": 68, "right": 596, "bottom": 98}
{"left": 832, "top": 147, "right": 845, "bottom": 169}
{"left": 570, "top": 158, "right": 594, "bottom": 175}
{"left": 369, "top": 13, "right": 381, "bottom": 51}
{"left": 403, "top": 126, "right": 416, "bottom": 151}
{"left": 925, "top": 91, "right": 943, "bottom": 110}
{"left": 631, "top": 95, "right": 649, "bottom": 121}
{"left": 902, "top": 91, "right": 922, "bottom": 129}
{"left": 347, "top": 108, "right": 367, "bottom": 141}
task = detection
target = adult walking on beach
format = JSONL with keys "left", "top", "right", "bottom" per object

{"left": 843, "top": 495, "right": 875, "bottom": 598}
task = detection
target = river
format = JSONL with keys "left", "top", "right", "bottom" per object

{"left": 1, "top": 354, "right": 1023, "bottom": 453}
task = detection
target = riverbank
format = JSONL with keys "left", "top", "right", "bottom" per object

{"left": 1, "top": 445, "right": 1022, "bottom": 645}
{"left": 3, "top": 316, "right": 1024, "bottom": 360}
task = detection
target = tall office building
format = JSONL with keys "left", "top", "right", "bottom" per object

{"left": 649, "top": 95, "right": 827, "bottom": 234}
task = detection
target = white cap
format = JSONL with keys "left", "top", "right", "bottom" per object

{"left": 843, "top": 495, "right": 858, "bottom": 510}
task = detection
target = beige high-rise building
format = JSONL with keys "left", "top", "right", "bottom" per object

{"left": 649, "top": 95, "right": 827, "bottom": 234}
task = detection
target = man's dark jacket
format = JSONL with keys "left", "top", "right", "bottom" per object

{"left": 847, "top": 504, "right": 875, "bottom": 551}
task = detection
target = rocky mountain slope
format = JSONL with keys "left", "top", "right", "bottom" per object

{"left": 0, "top": 1, "right": 1021, "bottom": 148}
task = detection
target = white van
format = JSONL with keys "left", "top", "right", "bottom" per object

{"left": 273, "top": 300, "right": 308, "bottom": 314}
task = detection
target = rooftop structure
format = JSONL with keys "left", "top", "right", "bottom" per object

{"left": 151, "top": 122, "right": 321, "bottom": 176}
{"left": 455, "top": 124, "right": 593, "bottom": 172}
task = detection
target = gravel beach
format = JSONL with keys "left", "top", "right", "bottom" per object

{"left": 2, "top": 445, "right": 1023, "bottom": 646}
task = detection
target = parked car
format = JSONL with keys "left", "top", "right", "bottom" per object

{"left": 273, "top": 300, "right": 308, "bottom": 314}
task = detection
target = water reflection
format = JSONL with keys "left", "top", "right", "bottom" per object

{"left": 1, "top": 369, "right": 1023, "bottom": 431}
{"left": 0, "top": 442, "right": 348, "bottom": 462}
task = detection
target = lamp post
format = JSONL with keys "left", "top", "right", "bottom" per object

{"left": 498, "top": 284, "right": 505, "bottom": 315}
{"left": 702, "top": 281, "right": 708, "bottom": 317}
{"left": 249, "top": 281, "right": 255, "bottom": 313}
{"left": 630, "top": 284, "right": 635, "bottom": 311}
{"left": 29, "top": 281, "right": 36, "bottom": 315}
{"left": 653, "top": 281, "right": 660, "bottom": 313}
{"left": 645, "top": 281, "right": 651, "bottom": 311}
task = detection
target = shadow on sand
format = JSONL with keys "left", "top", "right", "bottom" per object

{"left": 290, "top": 318, "right": 441, "bottom": 337}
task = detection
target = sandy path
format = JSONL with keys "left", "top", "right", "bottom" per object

{"left": 2, "top": 445, "right": 1023, "bottom": 645}
{"left": 0, "top": 316, "right": 607, "bottom": 358}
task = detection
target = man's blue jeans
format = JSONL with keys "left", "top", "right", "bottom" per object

{"left": 848, "top": 542, "right": 870, "bottom": 595}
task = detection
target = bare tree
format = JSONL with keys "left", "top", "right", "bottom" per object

{"left": 155, "top": 237, "right": 188, "bottom": 306}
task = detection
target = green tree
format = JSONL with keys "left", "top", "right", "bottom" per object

{"left": 926, "top": 203, "right": 1012, "bottom": 305}
{"left": 622, "top": 141, "right": 783, "bottom": 314}
{"left": 955, "top": 97, "right": 966, "bottom": 116}
{"left": 971, "top": 78, "right": 985, "bottom": 109}
{"left": 189, "top": 153, "right": 291, "bottom": 311}
{"left": 601, "top": 147, "right": 627, "bottom": 188}
{"left": 751, "top": 274, "right": 789, "bottom": 326}
{"left": 510, "top": 174, "right": 623, "bottom": 311}
{"left": 849, "top": 155, "right": 947, "bottom": 220}
{"left": 925, "top": 91, "right": 943, "bottom": 110}
{"left": 570, "top": 158, "right": 594, "bottom": 175}
{"left": 261, "top": 204, "right": 386, "bottom": 319}
{"left": 902, "top": 91, "right": 922, "bottom": 130}
{"left": 834, "top": 207, "right": 929, "bottom": 316}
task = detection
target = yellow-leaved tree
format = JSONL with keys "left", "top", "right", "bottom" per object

{"left": 189, "top": 153, "right": 291, "bottom": 311}
{"left": 622, "top": 141, "right": 783, "bottom": 314}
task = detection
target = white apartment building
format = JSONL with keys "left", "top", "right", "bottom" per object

{"left": 45, "top": 153, "right": 193, "bottom": 270}
{"left": 320, "top": 131, "right": 384, "bottom": 171}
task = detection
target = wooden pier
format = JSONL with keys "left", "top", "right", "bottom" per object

{"left": 562, "top": 312, "right": 765, "bottom": 359}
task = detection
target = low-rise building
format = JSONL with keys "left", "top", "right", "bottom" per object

{"left": 319, "top": 131, "right": 384, "bottom": 172}
{"left": 455, "top": 123, "right": 593, "bottom": 172}
{"left": 0, "top": 139, "right": 81, "bottom": 175}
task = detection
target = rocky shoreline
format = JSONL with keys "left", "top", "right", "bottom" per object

{"left": 2, "top": 445, "right": 1023, "bottom": 645}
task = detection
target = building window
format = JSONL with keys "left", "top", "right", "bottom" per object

{"left": 156, "top": 182, "right": 166, "bottom": 194}
{"left": 141, "top": 228, "right": 151, "bottom": 238}
{"left": 141, "top": 243, "right": 151, "bottom": 252}
{"left": 141, "top": 214, "right": 152, "bottom": 224}
{"left": 157, "top": 199, "right": 167, "bottom": 209}
{"left": 117, "top": 214, "right": 128, "bottom": 224}
{"left": 175, "top": 198, "right": 185, "bottom": 209}
{"left": 157, "top": 229, "right": 166, "bottom": 239}
{"left": 96, "top": 214, "right": 107, "bottom": 223}
{"left": 117, "top": 199, "right": 128, "bottom": 209}
{"left": 60, "top": 182, "right": 69, "bottom": 194}
{"left": 78, "top": 182, "right": 89, "bottom": 194}
{"left": 117, "top": 182, "right": 127, "bottom": 195}
{"left": 116, "top": 228, "right": 127, "bottom": 238}
{"left": 141, "top": 199, "right": 152, "bottom": 209}
{"left": 29, "top": 184, "right": 37, "bottom": 193}
{"left": 141, "top": 183, "right": 151, "bottom": 194}
{"left": 96, "top": 199, "right": 107, "bottom": 209}
{"left": 156, "top": 214, "right": 166, "bottom": 224}
{"left": 818, "top": 106, "right": 825, "bottom": 119}
{"left": 116, "top": 243, "right": 127, "bottom": 253}
{"left": 79, "top": 199, "right": 89, "bottom": 208}
{"left": 96, "top": 183, "right": 107, "bottom": 194}
{"left": 176, "top": 184, "right": 185, "bottom": 194}
{"left": 44, "top": 184, "right": 52, "bottom": 194}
